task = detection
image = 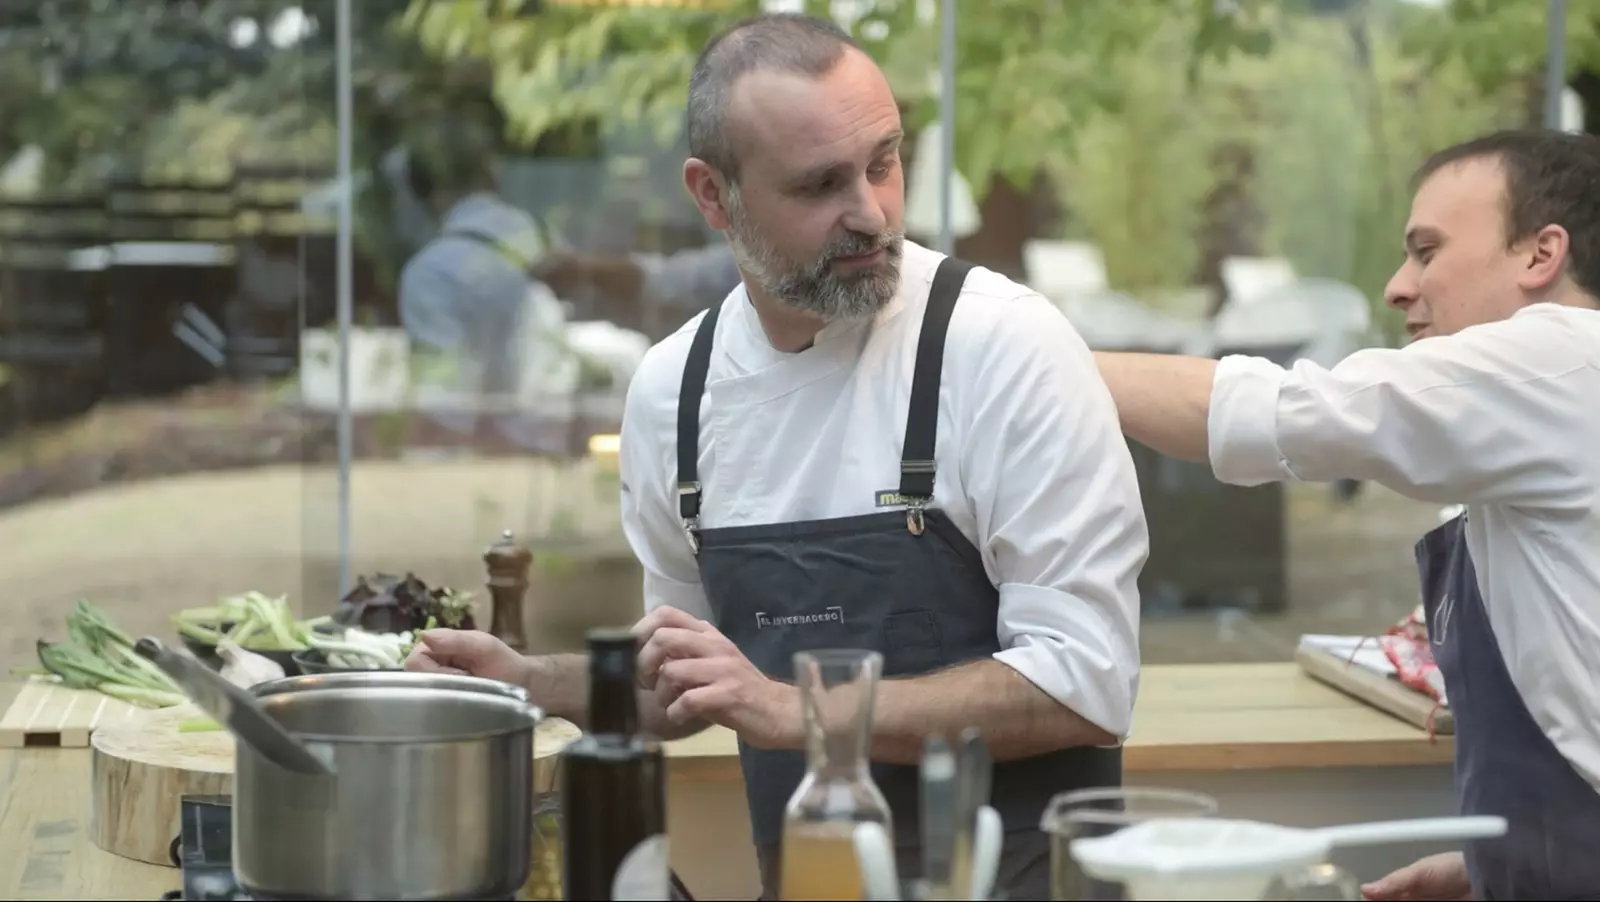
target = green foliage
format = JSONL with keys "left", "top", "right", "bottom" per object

{"left": 7, "top": 0, "right": 1567, "bottom": 337}
{"left": 403, "top": 0, "right": 748, "bottom": 150}
{"left": 1401, "top": 0, "right": 1600, "bottom": 94}
{"left": 1, "top": 0, "right": 499, "bottom": 289}
{"left": 939, "top": 0, "right": 1280, "bottom": 194}
{"left": 0, "top": 0, "right": 316, "bottom": 184}
{"left": 1049, "top": 21, "right": 1222, "bottom": 295}
{"left": 1047, "top": 3, "right": 1525, "bottom": 339}
{"left": 399, "top": 0, "right": 1276, "bottom": 196}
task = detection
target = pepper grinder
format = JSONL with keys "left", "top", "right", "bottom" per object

{"left": 485, "top": 529, "right": 532, "bottom": 653}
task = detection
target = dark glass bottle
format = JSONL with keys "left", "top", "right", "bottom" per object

{"left": 561, "top": 629, "right": 668, "bottom": 901}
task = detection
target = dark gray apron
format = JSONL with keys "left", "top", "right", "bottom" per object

{"left": 1417, "top": 513, "right": 1600, "bottom": 900}
{"left": 675, "top": 258, "right": 1122, "bottom": 900}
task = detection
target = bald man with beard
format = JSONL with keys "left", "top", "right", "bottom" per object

{"left": 408, "top": 14, "right": 1148, "bottom": 899}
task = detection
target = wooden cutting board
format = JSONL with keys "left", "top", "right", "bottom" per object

{"left": 90, "top": 704, "right": 232, "bottom": 866}
{"left": 88, "top": 702, "right": 584, "bottom": 867}
{"left": 1296, "top": 646, "right": 1454, "bottom": 736}
{"left": 0, "top": 676, "right": 151, "bottom": 748}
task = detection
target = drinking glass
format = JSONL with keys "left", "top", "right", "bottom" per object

{"left": 1041, "top": 787, "right": 1219, "bottom": 901}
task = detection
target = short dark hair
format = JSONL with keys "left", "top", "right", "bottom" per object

{"left": 1413, "top": 129, "right": 1600, "bottom": 298}
{"left": 405, "top": 113, "right": 498, "bottom": 201}
{"left": 685, "top": 13, "right": 860, "bottom": 182}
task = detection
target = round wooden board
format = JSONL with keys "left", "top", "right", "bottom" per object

{"left": 89, "top": 702, "right": 583, "bottom": 867}
{"left": 89, "top": 704, "right": 231, "bottom": 866}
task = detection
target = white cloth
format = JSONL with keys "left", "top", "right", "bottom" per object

{"left": 1208, "top": 302, "right": 1600, "bottom": 789}
{"left": 618, "top": 241, "right": 1148, "bottom": 738}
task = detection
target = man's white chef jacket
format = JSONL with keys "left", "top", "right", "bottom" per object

{"left": 1209, "top": 302, "right": 1600, "bottom": 788}
{"left": 618, "top": 241, "right": 1148, "bottom": 738}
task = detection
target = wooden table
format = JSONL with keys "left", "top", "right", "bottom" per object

{"left": 665, "top": 661, "right": 1454, "bottom": 779}
{"left": 0, "top": 664, "right": 1453, "bottom": 900}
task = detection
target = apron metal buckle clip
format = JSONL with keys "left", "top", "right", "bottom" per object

{"left": 905, "top": 500, "right": 926, "bottom": 536}
{"left": 678, "top": 480, "right": 702, "bottom": 553}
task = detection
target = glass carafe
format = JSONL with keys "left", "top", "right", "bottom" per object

{"left": 779, "top": 649, "right": 892, "bottom": 901}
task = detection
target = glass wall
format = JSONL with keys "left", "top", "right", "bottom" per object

{"left": 0, "top": 1, "right": 326, "bottom": 669}
{"left": 0, "top": 0, "right": 1587, "bottom": 678}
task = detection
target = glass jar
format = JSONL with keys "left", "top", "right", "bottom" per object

{"left": 779, "top": 649, "right": 892, "bottom": 901}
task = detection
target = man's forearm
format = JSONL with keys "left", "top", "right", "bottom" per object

{"left": 521, "top": 653, "right": 707, "bottom": 741}
{"left": 1092, "top": 351, "right": 1217, "bottom": 464}
{"left": 868, "top": 659, "right": 1117, "bottom": 765}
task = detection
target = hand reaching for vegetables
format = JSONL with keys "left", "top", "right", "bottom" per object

{"left": 405, "top": 629, "right": 531, "bottom": 689}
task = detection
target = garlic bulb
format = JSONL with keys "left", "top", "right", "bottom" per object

{"left": 217, "top": 639, "right": 286, "bottom": 688}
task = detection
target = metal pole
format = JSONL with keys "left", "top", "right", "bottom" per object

{"left": 1545, "top": 0, "right": 1568, "bottom": 129}
{"left": 335, "top": 0, "right": 355, "bottom": 597}
{"left": 937, "top": 0, "right": 956, "bottom": 254}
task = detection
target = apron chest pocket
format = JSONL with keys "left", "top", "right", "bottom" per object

{"left": 883, "top": 610, "right": 944, "bottom": 672}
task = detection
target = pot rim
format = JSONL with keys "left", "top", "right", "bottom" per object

{"left": 249, "top": 671, "right": 543, "bottom": 745}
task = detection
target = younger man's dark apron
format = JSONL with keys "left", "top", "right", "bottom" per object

{"left": 1417, "top": 513, "right": 1600, "bottom": 900}
{"left": 675, "top": 258, "right": 1122, "bottom": 900}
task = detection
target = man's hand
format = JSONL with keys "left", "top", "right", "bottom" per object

{"left": 633, "top": 606, "right": 801, "bottom": 749}
{"left": 405, "top": 629, "right": 531, "bottom": 689}
{"left": 1361, "top": 851, "right": 1473, "bottom": 901}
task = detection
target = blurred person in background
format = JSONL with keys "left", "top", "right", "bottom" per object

{"left": 535, "top": 241, "right": 740, "bottom": 339}
{"left": 1094, "top": 129, "right": 1600, "bottom": 902}
{"left": 398, "top": 114, "right": 547, "bottom": 408}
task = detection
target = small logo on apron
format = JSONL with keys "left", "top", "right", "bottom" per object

{"left": 875, "top": 490, "right": 910, "bottom": 508}
{"left": 756, "top": 606, "right": 844, "bottom": 630}
{"left": 1431, "top": 594, "right": 1453, "bottom": 646}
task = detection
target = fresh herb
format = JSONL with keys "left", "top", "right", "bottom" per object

{"left": 37, "top": 601, "right": 188, "bottom": 709}
{"left": 333, "top": 572, "right": 476, "bottom": 635}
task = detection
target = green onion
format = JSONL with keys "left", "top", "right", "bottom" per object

{"left": 36, "top": 602, "right": 189, "bottom": 709}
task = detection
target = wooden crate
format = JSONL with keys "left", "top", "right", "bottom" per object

{"left": 0, "top": 677, "right": 145, "bottom": 748}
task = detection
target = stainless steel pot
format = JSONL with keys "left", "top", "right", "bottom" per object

{"left": 234, "top": 671, "right": 541, "bottom": 901}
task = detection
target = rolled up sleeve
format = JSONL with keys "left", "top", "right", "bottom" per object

{"left": 962, "top": 294, "right": 1148, "bottom": 739}
{"left": 1206, "top": 306, "right": 1596, "bottom": 508}
{"left": 1207, "top": 354, "right": 1292, "bottom": 486}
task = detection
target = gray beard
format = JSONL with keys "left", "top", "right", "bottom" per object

{"left": 725, "top": 190, "right": 904, "bottom": 323}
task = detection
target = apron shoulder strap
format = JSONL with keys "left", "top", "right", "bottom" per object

{"left": 673, "top": 255, "right": 972, "bottom": 545}
{"left": 676, "top": 302, "right": 722, "bottom": 547}
{"left": 898, "top": 256, "right": 974, "bottom": 507}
